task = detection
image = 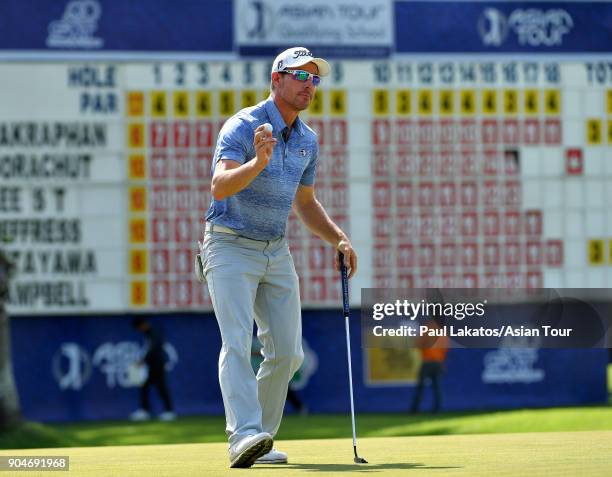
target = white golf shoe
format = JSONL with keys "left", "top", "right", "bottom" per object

{"left": 158, "top": 411, "right": 176, "bottom": 421}
{"left": 129, "top": 409, "right": 150, "bottom": 421}
{"left": 229, "top": 432, "right": 273, "bottom": 468}
{"left": 255, "top": 448, "right": 288, "bottom": 464}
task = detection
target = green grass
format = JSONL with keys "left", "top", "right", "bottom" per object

{"left": 1, "top": 405, "right": 612, "bottom": 450}
{"left": 1, "top": 432, "right": 612, "bottom": 476}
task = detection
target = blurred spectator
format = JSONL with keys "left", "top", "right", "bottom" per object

{"left": 129, "top": 317, "right": 175, "bottom": 421}
{"left": 410, "top": 318, "right": 449, "bottom": 414}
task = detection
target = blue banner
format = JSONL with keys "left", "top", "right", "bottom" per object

{"left": 10, "top": 311, "right": 608, "bottom": 422}
{"left": 394, "top": 1, "right": 612, "bottom": 53}
{"left": 0, "top": 0, "right": 232, "bottom": 55}
{"left": 1, "top": 1, "right": 610, "bottom": 58}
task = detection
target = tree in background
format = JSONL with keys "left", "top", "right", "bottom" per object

{"left": 0, "top": 247, "right": 21, "bottom": 431}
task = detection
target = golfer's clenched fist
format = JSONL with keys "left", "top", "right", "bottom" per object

{"left": 253, "top": 124, "right": 277, "bottom": 167}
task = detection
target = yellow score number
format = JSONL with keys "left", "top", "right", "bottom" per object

{"left": 127, "top": 123, "right": 144, "bottom": 149}
{"left": 129, "top": 219, "right": 147, "bottom": 243}
{"left": 504, "top": 90, "right": 519, "bottom": 115}
{"left": 460, "top": 90, "right": 475, "bottom": 116}
{"left": 195, "top": 91, "right": 212, "bottom": 117}
{"left": 219, "top": 90, "right": 235, "bottom": 116}
{"left": 586, "top": 119, "right": 602, "bottom": 145}
{"left": 589, "top": 239, "right": 605, "bottom": 265}
{"left": 127, "top": 91, "right": 144, "bottom": 117}
{"left": 396, "top": 89, "right": 411, "bottom": 116}
{"left": 150, "top": 91, "right": 167, "bottom": 117}
{"left": 241, "top": 90, "right": 257, "bottom": 109}
{"left": 173, "top": 91, "right": 189, "bottom": 117}
{"left": 544, "top": 89, "right": 561, "bottom": 115}
{"left": 129, "top": 187, "right": 147, "bottom": 212}
{"left": 373, "top": 89, "right": 388, "bottom": 116}
{"left": 481, "top": 90, "right": 497, "bottom": 115}
{"left": 129, "top": 249, "right": 148, "bottom": 274}
{"left": 524, "top": 89, "right": 539, "bottom": 115}
{"left": 309, "top": 90, "right": 324, "bottom": 115}
{"left": 418, "top": 90, "right": 433, "bottom": 116}
{"left": 130, "top": 281, "right": 148, "bottom": 306}
{"left": 439, "top": 90, "right": 454, "bottom": 115}
{"left": 329, "top": 90, "right": 346, "bottom": 116}
{"left": 128, "top": 154, "right": 146, "bottom": 180}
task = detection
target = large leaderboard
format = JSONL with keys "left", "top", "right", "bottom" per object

{"left": 1, "top": 59, "right": 611, "bottom": 314}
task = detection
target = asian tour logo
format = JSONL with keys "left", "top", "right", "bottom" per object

{"left": 481, "top": 335, "right": 544, "bottom": 384}
{"left": 478, "top": 7, "right": 573, "bottom": 47}
{"left": 243, "top": 0, "right": 273, "bottom": 40}
{"left": 53, "top": 341, "right": 178, "bottom": 390}
{"left": 478, "top": 8, "right": 508, "bottom": 46}
{"left": 46, "top": 0, "right": 103, "bottom": 48}
{"left": 93, "top": 342, "right": 178, "bottom": 388}
{"left": 53, "top": 343, "right": 92, "bottom": 390}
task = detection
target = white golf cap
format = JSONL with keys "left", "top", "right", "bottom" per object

{"left": 271, "top": 47, "right": 331, "bottom": 77}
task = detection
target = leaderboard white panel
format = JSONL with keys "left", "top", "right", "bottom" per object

{"left": 1, "top": 60, "right": 611, "bottom": 314}
{"left": 0, "top": 64, "right": 126, "bottom": 314}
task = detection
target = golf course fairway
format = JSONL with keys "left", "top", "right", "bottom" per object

{"left": 2, "top": 430, "right": 611, "bottom": 476}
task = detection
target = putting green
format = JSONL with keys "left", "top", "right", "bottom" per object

{"left": 2, "top": 431, "right": 611, "bottom": 476}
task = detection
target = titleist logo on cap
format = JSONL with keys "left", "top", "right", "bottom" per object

{"left": 292, "top": 49, "right": 313, "bottom": 59}
{"left": 271, "top": 47, "right": 331, "bottom": 76}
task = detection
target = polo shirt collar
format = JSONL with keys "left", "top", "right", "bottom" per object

{"left": 264, "top": 97, "right": 305, "bottom": 137}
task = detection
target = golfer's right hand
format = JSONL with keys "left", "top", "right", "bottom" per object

{"left": 253, "top": 124, "right": 277, "bottom": 167}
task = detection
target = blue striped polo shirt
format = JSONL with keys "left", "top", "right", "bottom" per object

{"left": 205, "top": 98, "right": 319, "bottom": 240}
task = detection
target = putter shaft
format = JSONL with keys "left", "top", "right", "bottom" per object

{"left": 339, "top": 252, "right": 368, "bottom": 464}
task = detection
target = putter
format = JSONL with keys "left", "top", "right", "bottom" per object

{"left": 339, "top": 252, "right": 368, "bottom": 464}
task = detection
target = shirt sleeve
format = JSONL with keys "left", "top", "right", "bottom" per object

{"left": 300, "top": 140, "right": 319, "bottom": 186}
{"left": 213, "top": 116, "right": 251, "bottom": 166}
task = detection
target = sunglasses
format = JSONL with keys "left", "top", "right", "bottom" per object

{"left": 280, "top": 69, "right": 321, "bottom": 86}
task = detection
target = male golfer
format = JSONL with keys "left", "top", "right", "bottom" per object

{"left": 202, "top": 47, "right": 357, "bottom": 468}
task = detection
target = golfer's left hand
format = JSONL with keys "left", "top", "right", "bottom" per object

{"left": 336, "top": 240, "right": 357, "bottom": 279}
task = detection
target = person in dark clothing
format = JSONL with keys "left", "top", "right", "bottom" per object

{"left": 410, "top": 318, "right": 449, "bottom": 414}
{"left": 286, "top": 387, "right": 308, "bottom": 416}
{"left": 129, "top": 317, "right": 175, "bottom": 421}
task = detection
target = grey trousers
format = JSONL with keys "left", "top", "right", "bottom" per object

{"left": 203, "top": 230, "right": 303, "bottom": 446}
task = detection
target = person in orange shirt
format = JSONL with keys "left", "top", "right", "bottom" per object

{"left": 410, "top": 318, "right": 449, "bottom": 413}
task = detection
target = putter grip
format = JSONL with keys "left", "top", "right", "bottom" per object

{"left": 339, "top": 252, "right": 350, "bottom": 317}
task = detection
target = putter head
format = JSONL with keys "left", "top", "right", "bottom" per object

{"left": 354, "top": 457, "right": 368, "bottom": 464}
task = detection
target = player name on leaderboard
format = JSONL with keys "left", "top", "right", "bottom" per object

{"left": 0, "top": 64, "right": 125, "bottom": 314}
{"left": 1, "top": 60, "right": 611, "bottom": 314}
